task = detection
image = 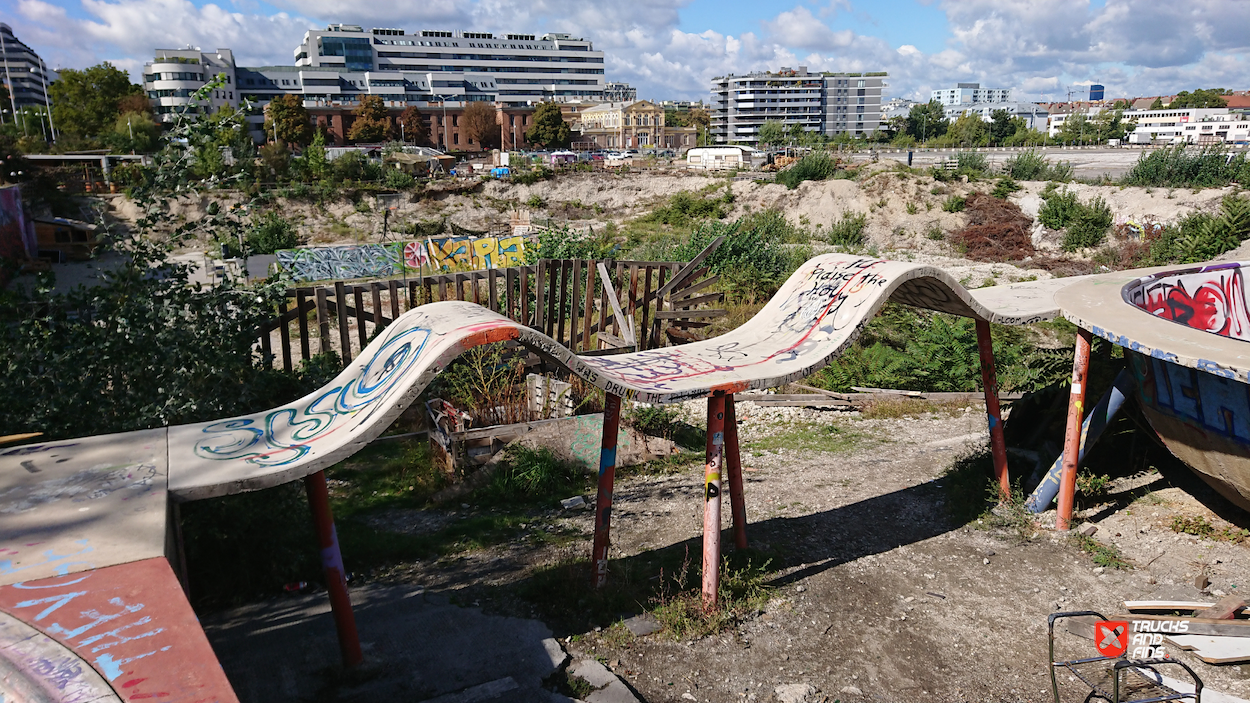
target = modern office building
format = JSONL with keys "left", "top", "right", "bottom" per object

{"left": 943, "top": 101, "right": 1049, "bottom": 131}
{"left": 604, "top": 82, "right": 636, "bottom": 102}
{"left": 709, "top": 67, "right": 886, "bottom": 144}
{"left": 931, "top": 82, "right": 1010, "bottom": 107}
{"left": 143, "top": 48, "right": 239, "bottom": 122}
{"left": 0, "top": 23, "right": 55, "bottom": 113}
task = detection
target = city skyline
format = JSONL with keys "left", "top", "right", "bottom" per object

{"left": 5, "top": 0, "right": 1248, "bottom": 103}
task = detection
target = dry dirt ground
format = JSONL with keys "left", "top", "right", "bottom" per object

{"left": 360, "top": 398, "right": 1250, "bottom": 703}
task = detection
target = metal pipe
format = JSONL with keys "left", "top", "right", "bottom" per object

{"left": 1056, "top": 328, "right": 1092, "bottom": 530}
{"left": 1025, "top": 368, "right": 1133, "bottom": 513}
{"left": 975, "top": 320, "right": 1011, "bottom": 500}
{"left": 702, "top": 393, "right": 727, "bottom": 608}
{"left": 724, "top": 394, "right": 747, "bottom": 550}
{"left": 304, "top": 470, "right": 363, "bottom": 667}
{"left": 591, "top": 393, "right": 621, "bottom": 588}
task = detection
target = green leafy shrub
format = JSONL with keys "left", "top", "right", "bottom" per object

{"left": 512, "top": 166, "right": 554, "bottom": 185}
{"left": 1121, "top": 145, "right": 1250, "bottom": 188}
{"left": 1148, "top": 195, "right": 1250, "bottom": 263}
{"left": 245, "top": 211, "right": 302, "bottom": 255}
{"left": 640, "top": 189, "right": 727, "bottom": 226}
{"left": 826, "top": 211, "right": 868, "bottom": 246}
{"left": 775, "top": 151, "right": 839, "bottom": 189}
{"left": 526, "top": 193, "right": 546, "bottom": 209}
{"left": 1038, "top": 188, "right": 1082, "bottom": 229}
{"left": 991, "top": 177, "right": 1022, "bottom": 199}
{"left": 626, "top": 405, "right": 681, "bottom": 439}
{"left": 524, "top": 224, "right": 616, "bottom": 261}
{"left": 481, "top": 446, "right": 586, "bottom": 504}
{"left": 671, "top": 211, "right": 809, "bottom": 302}
{"left": 1001, "top": 150, "right": 1073, "bottom": 181}
{"left": 942, "top": 195, "right": 966, "bottom": 213}
{"left": 955, "top": 150, "right": 988, "bottom": 175}
{"left": 1063, "top": 196, "right": 1113, "bottom": 251}
{"left": 383, "top": 167, "right": 415, "bottom": 189}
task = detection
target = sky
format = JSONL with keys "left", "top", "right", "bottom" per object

{"left": 4, "top": 0, "right": 1248, "bottom": 103}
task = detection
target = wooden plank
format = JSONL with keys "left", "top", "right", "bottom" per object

{"left": 649, "top": 266, "right": 667, "bottom": 349}
{"left": 1200, "top": 598, "right": 1249, "bottom": 620}
{"left": 438, "top": 276, "right": 447, "bottom": 303}
{"left": 569, "top": 258, "right": 582, "bottom": 350}
{"left": 670, "top": 266, "right": 709, "bottom": 294}
{"left": 278, "top": 299, "right": 293, "bottom": 372}
{"left": 598, "top": 262, "right": 633, "bottom": 345}
{"left": 371, "top": 283, "right": 384, "bottom": 332}
{"left": 672, "top": 274, "right": 721, "bottom": 301}
{"left": 597, "top": 260, "right": 610, "bottom": 346}
{"left": 556, "top": 260, "right": 570, "bottom": 346}
{"left": 389, "top": 280, "right": 400, "bottom": 322}
{"left": 259, "top": 319, "right": 273, "bottom": 367}
{"left": 598, "top": 330, "right": 629, "bottom": 349}
{"left": 640, "top": 266, "right": 653, "bottom": 351}
{"left": 655, "top": 309, "right": 728, "bottom": 319}
{"left": 1126, "top": 600, "right": 1222, "bottom": 612}
{"left": 316, "top": 287, "right": 331, "bottom": 357}
{"left": 354, "top": 286, "right": 367, "bottom": 349}
{"left": 521, "top": 265, "right": 531, "bottom": 326}
{"left": 675, "top": 291, "right": 725, "bottom": 309}
{"left": 1164, "top": 634, "right": 1250, "bottom": 664}
{"left": 547, "top": 260, "right": 560, "bottom": 336}
{"left": 335, "top": 281, "right": 352, "bottom": 364}
{"left": 582, "top": 261, "right": 595, "bottom": 353}
{"left": 612, "top": 261, "right": 624, "bottom": 337}
{"left": 654, "top": 235, "right": 725, "bottom": 300}
{"left": 627, "top": 265, "right": 639, "bottom": 342}
{"left": 1128, "top": 615, "right": 1250, "bottom": 638}
{"left": 297, "top": 289, "right": 311, "bottom": 362}
{"left": 853, "top": 386, "right": 923, "bottom": 397}
{"left": 488, "top": 268, "right": 499, "bottom": 313}
{"left": 505, "top": 267, "right": 516, "bottom": 321}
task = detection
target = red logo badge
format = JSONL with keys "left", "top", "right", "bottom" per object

{"left": 1095, "top": 620, "right": 1129, "bottom": 657}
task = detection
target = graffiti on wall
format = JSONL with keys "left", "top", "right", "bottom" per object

{"left": 1126, "top": 263, "right": 1250, "bottom": 340}
{"left": 1130, "top": 350, "right": 1250, "bottom": 445}
{"left": 277, "top": 235, "right": 528, "bottom": 282}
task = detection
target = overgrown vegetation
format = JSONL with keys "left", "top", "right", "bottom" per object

{"left": 1169, "top": 515, "right": 1249, "bottom": 543}
{"left": 637, "top": 188, "right": 731, "bottom": 226}
{"left": 1145, "top": 195, "right": 1250, "bottom": 264}
{"left": 826, "top": 211, "right": 868, "bottom": 246}
{"left": 1001, "top": 150, "right": 1073, "bottom": 181}
{"left": 775, "top": 152, "right": 842, "bottom": 189}
{"left": 745, "top": 421, "right": 862, "bottom": 454}
{"left": 942, "top": 195, "right": 966, "bottom": 213}
{"left": 1073, "top": 532, "right": 1132, "bottom": 569}
{"left": 950, "top": 192, "right": 1036, "bottom": 262}
{"left": 665, "top": 210, "right": 813, "bottom": 303}
{"left": 1121, "top": 145, "right": 1250, "bottom": 188}
{"left": 1038, "top": 188, "right": 1114, "bottom": 251}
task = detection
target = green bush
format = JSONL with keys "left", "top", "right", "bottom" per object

{"left": 639, "top": 189, "right": 727, "bottom": 226}
{"left": 383, "top": 167, "right": 415, "bottom": 190}
{"left": 826, "top": 211, "right": 868, "bottom": 246}
{"left": 991, "top": 177, "right": 1022, "bottom": 199}
{"left": 1121, "top": 145, "right": 1250, "bottom": 188}
{"left": 1037, "top": 188, "right": 1082, "bottom": 229}
{"left": 1001, "top": 150, "right": 1073, "bottom": 181}
{"left": 671, "top": 210, "right": 809, "bottom": 302}
{"left": 942, "top": 195, "right": 966, "bottom": 213}
{"left": 481, "top": 446, "right": 586, "bottom": 504}
{"left": 1063, "top": 196, "right": 1113, "bottom": 251}
{"left": 1149, "top": 195, "right": 1250, "bottom": 263}
{"left": 524, "top": 224, "right": 616, "bottom": 261}
{"left": 526, "top": 194, "right": 546, "bottom": 209}
{"left": 245, "top": 211, "right": 302, "bottom": 255}
{"left": 626, "top": 405, "right": 681, "bottom": 439}
{"left": 513, "top": 166, "right": 553, "bottom": 185}
{"left": 955, "top": 150, "right": 988, "bottom": 175}
{"left": 775, "top": 151, "right": 839, "bottom": 189}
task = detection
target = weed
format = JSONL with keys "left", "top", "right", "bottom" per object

{"left": 942, "top": 195, "right": 966, "bottom": 213}
{"left": 244, "top": 211, "right": 302, "bottom": 255}
{"left": 745, "top": 421, "right": 862, "bottom": 454}
{"left": 775, "top": 152, "right": 840, "bottom": 189}
{"left": 1169, "top": 515, "right": 1249, "bottom": 543}
{"left": 906, "top": 202, "right": 919, "bottom": 215}
{"left": 1063, "top": 196, "right": 1114, "bottom": 251}
{"left": 930, "top": 185, "right": 948, "bottom": 195}
{"left": 638, "top": 190, "right": 727, "bottom": 227}
{"left": 526, "top": 194, "right": 546, "bottom": 209}
{"left": 513, "top": 166, "right": 554, "bottom": 185}
{"left": 626, "top": 404, "right": 681, "bottom": 440}
{"left": 860, "top": 397, "right": 967, "bottom": 419}
{"left": 925, "top": 224, "right": 945, "bottom": 241}
{"left": 1001, "top": 150, "right": 1073, "bottom": 181}
{"left": 827, "top": 211, "right": 868, "bottom": 247}
{"left": 991, "top": 177, "right": 1022, "bottom": 200}
{"left": 1073, "top": 533, "right": 1132, "bottom": 569}
{"left": 955, "top": 150, "right": 989, "bottom": 176}
{"left": 1147, "top": 194, "right": 1250, "bottom": 264}
{"left": 651, "top": 548, "right": 773, "bottom": 640}
{"left": 1076, "top": 471, "right": 1111, "bottom": 499}
{"left": 1121, "top": 145, "right": 1250, "bottom": 188}
{"left": 941, "top": 448, "right": 1035, "bottom": 540}
{"left": 479, "top": 446, "right": 589, "bottom": 506}
{"left": 876, "top": 197, "right": 889, "bottom": 209}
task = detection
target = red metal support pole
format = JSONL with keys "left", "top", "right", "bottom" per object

{"left": 975, "top": 319, "right": 1011, "bottom": 501}
{"left": 724, "top": 394, "right": 748, "bottom": 550}
{"left": 702, "top": 393, "right": 727, "bottom": 609}
{"left": 592, "top": 393, "right": 622, "bottom": 588}
{"left": 1056, "top": 328, "right": 1093, "bottom": 531}
{"left": 305, "top": 470, "right": 363, "bottom": 668}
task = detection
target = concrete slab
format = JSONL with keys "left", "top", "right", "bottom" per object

{"left": 568, "top": 659, "right": 641, "bottom": 703}
{"left": 201, "top": 584, "right": 569, "bottom": 702}
{"left": 0, "top": 609, "right": 120, "bottom": 703}
{"left": 0, "top": 428, "right": 169, "bottom": 586}
{"left": 0, "top": 557, "right": 238, "bottom": 702}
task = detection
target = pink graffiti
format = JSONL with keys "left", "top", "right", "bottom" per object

{"left": 1143, "top": 268, "right": 1250, "bottom": 339}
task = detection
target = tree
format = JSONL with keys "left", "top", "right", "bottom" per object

{"left": 757, "top": 120, "right": 786, "bottom": 146}
{"left": 1056, "top": 112, "right": 1094, "bottom": 143}
{"left": 397, "top": 106, "right": 429, "bottom": 145}
{"left": 49, "top": 62, "right": 142, "bottom": 138}
{"left": 105, "top": 111, "right": 162, "bottom": 154}
{"left": 262, "top": 95, "right": 312, "bottom": 146}
{"left": 1149, "top": 97, "right": 1165, "bottom": 109}
{"left": 687, "top": 106, "right": 711, "bottom": 146}
{"left": 117, "top": 94, "right": 153, "bottom": 117}
{"left": 524, "top": 102, "right": 571, "bottom": 149}
{"left": 1170, "top": 88, "right": 1231, "bottom": 109}
{"left": 303, "top": 129, "right": 329, "bottom": 180}
{"left": 906, "top": 100, "right": 948, "bottom": 142}
{"left": 989, "top": 109, "right": 1018, "bottom": 145}
{"left": 461, "top": 101, "right": 499, "bottom": 149}
{"left": 347, "top": 95, "right": 390, "bottom": 143}
{"left": 947, "top": 111, "right": 988, "bottom": 146}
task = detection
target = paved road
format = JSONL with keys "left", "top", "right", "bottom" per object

{"left": 850, "top": 146, "right": 1156, "bottom": 179}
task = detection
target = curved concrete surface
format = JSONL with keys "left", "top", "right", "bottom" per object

{"left": 167, "top": 254, "right": 1081, "bottom": 501}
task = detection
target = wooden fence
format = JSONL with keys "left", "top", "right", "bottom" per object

{"left": 256, "top": 248, "right": 726, "bottom": 371}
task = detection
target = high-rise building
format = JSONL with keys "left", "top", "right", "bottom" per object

{"left": 930, "top": 82, "right": 1010, "bottom": 106}
{"left": 143, "top": 49, "right": 238, "bottom": 123}
{"left": 604, "top": 82, "right": 636, "bottom": 102}
{"left": 0, "top": 23, "right": 55, "bottom": 114}
{"left": 709, "top": 67, "right": 886, "bottom": 143}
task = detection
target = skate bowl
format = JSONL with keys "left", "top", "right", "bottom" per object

{"left": 1058, "top": 261, "right": 1250, "bottom": 512}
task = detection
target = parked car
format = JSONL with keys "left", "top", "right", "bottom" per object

{"left": 590, "top": 153, "right": 605, "bottom": 161}
{"left": 605, "top": 152, "right": 628, "bottom": 161}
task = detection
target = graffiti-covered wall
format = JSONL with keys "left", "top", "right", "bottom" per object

{"left": 1125, "top": 263, "right": 1250, "bottom": 340}
{"left": 277, "top": 235, "right": 527, "bottom": 282}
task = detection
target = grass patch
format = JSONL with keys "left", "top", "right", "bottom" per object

{"left": 745, "top": 421, "right": 862, "bottom": 454}
{"left": 826, "top": 211, "right": 868, "bottom": 247}
{"left": 860, "top": 397, "right": 970, "bottom": 419}
{"left": 651, "top": 550, "right": 774, "bottom": 640}
{"left": 776, "top": 152, "right": 841, "bottom": 189}
{"left": 941, "top": 447, "right": 1034, "bottom": 541}
{"left": 1001, "top": 150, "right": 1073, "bottom": 181}
{"left": 991, "top": 177, "right": 1022, "bottom": 200}
{"left": 1072, "top": 532, "right": 1133, "bottom": 569}
{"left": 1169, "top": 515, "right": 1249, "bottom": 543}
{"left": 942, "top": 195, "right": 966, "bottom": 213}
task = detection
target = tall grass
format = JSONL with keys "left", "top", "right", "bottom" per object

{"left": 1001, "top": 150, "right": 1073, "bottom": 181}
{"left": 826, "top": 211, "right": 867, "bottom": 246}
{"left": 1038, "top": 188, "right": 1114, "bottom": 250}
{"left": 955, "top": 150, "right": 989, "bottom": 174}
{"left": 1121, "top": 145, "right": 1250, "bottom": 188}
{"left": 775, "top": 151, "right": 839, "bottom": 189}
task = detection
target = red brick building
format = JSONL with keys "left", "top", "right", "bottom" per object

{"left": 306, "top": 104, "right": 537, "bottom": 150}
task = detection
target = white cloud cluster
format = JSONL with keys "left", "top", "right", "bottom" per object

{"left": 8, "top": 0, "right": 1249, "bottom": 105}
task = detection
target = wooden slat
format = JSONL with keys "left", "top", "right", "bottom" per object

{"left": 649, "top": 266, "right": 668, "bottom": 349}
{"left": 316, "top": 287, "right": 331, "bottom": 357}
{"left": 488, "top": 268, "right": 499, "bottom": 312}
{"left": 547, "top": 261, "right": 559, "bottom": 336}
{"left": 389, "top": 280, "right": 400, "bottom": 321}
{"left": 655, "top": 309, "right": 727, "bottom": 319}
{"left": 675, "top": 291, "right": 725, "bottom": 309}
{"left": 640, "top": 266, "right": 653, "bottom": 351}
{"left": 521, "top": 265, "right": 531, "bottom": 326}
{"left": 582, "top": 260, "right": 595, "bottom": 353}
{"left": 334, "top": 281, "right": 351, "bottom": 364}
{"left": 655, "top": 235, "right": 725, "bottom": 300}
{"left": 626, "top": 265, "right": 639, "bottom": 343}
{"left": 505, "top": 267, "right": 516, "bottom": 320}
{"left": 670, "top": 266, "right": 709, "bottom": 293}
{"left": 297, "top": 289, "right": 311, "bottom": 362}
{"left": 612, "top": 261, "right": 624, "bottom": 337}
{"left": 278, "top": 299, "right": 293, "bottom": 372}
{"left": 354, "top": 286, "right": 367, "bottom": 349}
{"left": 672, "top": 275, "right": 721, "bottom": 301}
{"left": 471, "top": 271, "right": 481, "bottom": 306}
{"left": 569, "top": 259, "right": 582, "bottom": 350}
{"left": 556, "top": 260, "right": 570, "bottom": 347}
{"left": 371, "top": 283, "right": 383, "bottom": 332}
{"left": 259, "top": 318, "right": 273, "bottom": 367}
{"left": 438, "top": 276, "right": 447, "bottom": 303}
{"left": 535, "top": 260, "right": 546, "bottom": 331}
{"left": 598, "top": 262, "right": 633, "bottom": 346}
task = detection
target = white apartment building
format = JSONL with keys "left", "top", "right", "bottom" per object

{"left": 604, "top": 82, "right": 636, "bottom": 102}
{"left": 1126, "top": 108, "right": 1248, "bottom": 144}
{"left": 291, "top": 24, "right": 605, "bottom": 106}
{"left": 143, "top": 49, "right": 239, "bottom": 122}
{"left": 710, "top": 67, "right": 886, "bottom": 143}
{"left": 944, "top": 102, "right": 1048, "bottom": 131}
{"left": 931, "top": 82, "right": 1010, "bottom": 107}
{"left": 1, "top": 23, "right": 55, "bottom": 113}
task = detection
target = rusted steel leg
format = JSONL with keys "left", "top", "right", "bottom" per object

{"left": 305, "top": 470, "right": 363, "bottom": 668}
{"left": 702, "top": 393, "right": 727, "bottom": 608}
{"left": 724, "top": 394, "right": 748, "bottom": 550}
{"left": 975, "top": 320, "right": 1011, "bottom": 501}
{"left": 592, "top": 393, "right": 622, "bottom": 588}
{"left": 1056, "top": 328, "right": 1093, "bottom": 531}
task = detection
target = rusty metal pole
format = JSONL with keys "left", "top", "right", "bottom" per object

{"left": 702, "top": 393, "right": 727, "bottom": 609}
{"left": 304, "top": 470, "right": 363, "bottom": 668}
{"left": 1056, "top": 328, "right": 1093, "bottom": 531}
{"left": 724, "top": 394, "right": 748, "bottom": 550}
{"left": 592, "top": 393, "right": 622, "bottom": 588}
{"left": 975, "top": 320, "right": 1011, "bottom": 501}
